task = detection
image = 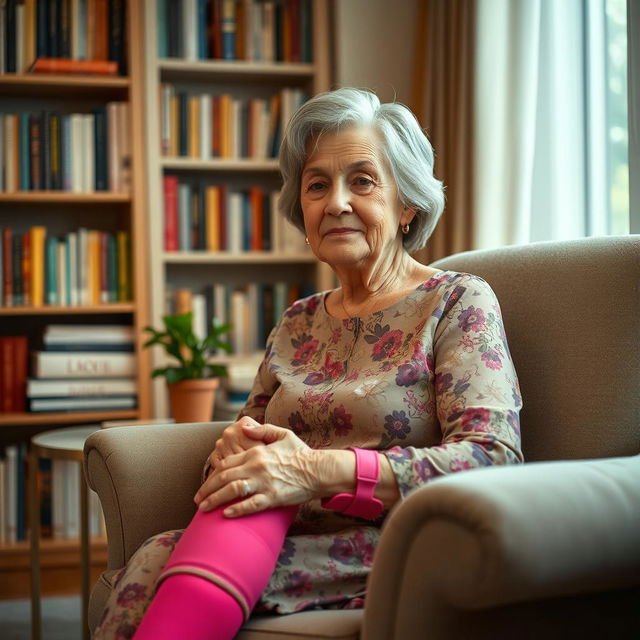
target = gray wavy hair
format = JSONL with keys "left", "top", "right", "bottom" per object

{"left": 278, "top": 87, "right": 445, "bottom": 253}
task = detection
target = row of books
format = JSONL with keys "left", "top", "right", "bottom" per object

{"left": 159, "top": 86, "right": 306, "bottom": 160}
{"left": 0, "top": 444, "right": 104, "bottom": 544}
{"left": 0, "top": 226, "right": 132, "bottom": 308}
{"left": 28, "top": 324, "right": 137, "bottom": 412}
{"left": 0, "top": 0, "right": 127, "bottom": 75}
{"left": 163, "top": 178, "right": 308, "bottom": 254}
{"left": 0, "top": 103, "right": 131, "bottom": 193}
{"left": 169, "top": 281, "right": 314, "bottom": 355}
{"left": 158, "top": 0, "right": 313, "bottom": 63}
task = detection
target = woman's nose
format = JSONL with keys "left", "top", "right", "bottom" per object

{"left": 324, "top": 183, "right": 352, "bottom": 216}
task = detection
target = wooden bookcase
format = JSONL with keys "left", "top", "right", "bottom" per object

{"left": 0, "top": 0, "right": 151, "bottom": 593}
{"left": 141, "top": 0, "right": 333, "bottom": 417}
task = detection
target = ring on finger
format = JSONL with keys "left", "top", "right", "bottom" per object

{"left": 241, "top": 480, "right": 253, "bottom": 497}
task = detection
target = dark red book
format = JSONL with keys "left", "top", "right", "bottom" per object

{"left": 163, "top": 175, "right": 179, "bottom": 251}
{"left": 12, "top": 336, "right": 28, "bottom": 412}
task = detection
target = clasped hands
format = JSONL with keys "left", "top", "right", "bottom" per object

{"left": 193, "top": 416, "right": 321, "bottom": 518}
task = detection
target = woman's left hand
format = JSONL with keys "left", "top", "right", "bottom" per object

{"left": 194, "top": 422, "right": 320, "bottom": 517}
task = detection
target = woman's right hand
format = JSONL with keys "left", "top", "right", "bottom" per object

{"left": 206, "top": 416, "right": 266, "bottom": 474}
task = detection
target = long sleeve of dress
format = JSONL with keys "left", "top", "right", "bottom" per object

{"left": 382, "top": 275, "right": 523, "bottom": 497}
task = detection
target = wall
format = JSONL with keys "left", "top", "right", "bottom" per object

{"left": 332, "top": 0, "right": 419, "bottom": 106}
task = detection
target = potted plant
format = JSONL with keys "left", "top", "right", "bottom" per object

{"left": 143, "top": 312, "right": 232, "bottom": 423}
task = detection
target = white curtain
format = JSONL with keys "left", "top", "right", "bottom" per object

{"left": 473, "top": 0, "right": 610, "bottom": 248}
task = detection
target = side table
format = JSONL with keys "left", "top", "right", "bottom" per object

{"left": 29, "top": 425, "right": 100, "bottom": 640}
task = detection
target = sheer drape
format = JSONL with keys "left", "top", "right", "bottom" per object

{"left": 411, "top": 0, "right": 476, "bottom": 263}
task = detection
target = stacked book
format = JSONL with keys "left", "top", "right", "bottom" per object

{"left": 28, "top": 324, "right": 137, "bottom": 413}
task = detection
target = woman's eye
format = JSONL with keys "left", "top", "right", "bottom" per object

{"left": 353, "top": 176, "right": 374, "bottom": 189}
{"left": 307, "top": 182, "right": 325, "bottom": 192}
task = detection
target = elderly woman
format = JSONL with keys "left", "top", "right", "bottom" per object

{"left": 94, "top": 88, "right": 523, "bottom": 639}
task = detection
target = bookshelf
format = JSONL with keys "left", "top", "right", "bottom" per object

{"left": 142, "top": 0, "right": 333, "bottom": 416}
{"left": 0, "top": 0, "right": 150, "bottom": 591}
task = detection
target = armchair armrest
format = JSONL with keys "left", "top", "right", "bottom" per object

{"left": 363, "top": 455, "right": 640, "bottom": 640}
{"left": 84, "top": 421, "right": 228, "bottom": 570}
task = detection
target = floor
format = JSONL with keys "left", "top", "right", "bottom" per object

{"left": 0, "top": 596, "right": 82, "bottom": 640}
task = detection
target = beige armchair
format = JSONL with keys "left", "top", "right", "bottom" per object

{"left": 84, "top": 235, "right": 640, "bottom": 639}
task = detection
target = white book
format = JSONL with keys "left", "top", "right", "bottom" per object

{"left": 192, "top": 293, "right": 207, "bottom": 342}
{"left": 200, "top": 93, "right": 211, "bottom": 159}
{"left": 89, "top": 488, "right": 102, "bottom": 538}
{"left": 262, "top": 3, "right": 275, "bottom": 62}
{"left": 259, "top": 101, "right": 270, "bottom": 160}
{"left": 57, "top": 241, "right": 67, "bottom": 306}
{"left": 227, "top": 192, "right": 243, "bottom": 253}
{"left": 182, "top": 0, "right": 197, "bottom": 60}
{"left": 32, "top": 352, "right": 136, "bottom": 378}
{"left": 27, "top": 377, "right": 137, "bottom": 398}
{"left": 83, "top": 114, "right": 95, "bottom": 192}
{"left": 66, "top": 232, "right": 79, "bottom": 306}
{"left": 70, "top": 114, "right": 84, "bottom": 193}
{"left": 243, "top": 0, "right": 254, "bottom": 61}
{"left": 160, "top": 84, "right": 173, "bottom": 156}
{"left": 64, "top": 461, "right": 80, "bottom": 539}
{"left": 213, "top": 283, "right": 228, "bottom": 328}
{"left": 30, "top": 396, "right": 137, "bottom": 412}
{"left": 230, "top": 289, "right": 249, "bottom": 355}
{"left": 52, "top": 459, "right": 66, "bottom": 540}
{"left": 0, "top": 458, "right": 6, "bottom": 544}
{"left": 231, "top": 99, "right": 241, "bottom": 159}
{"left": 78, "top": 227, "right": 89, "bottom": 305}
{"left": 4, "top": 446, "right": 17, "bottom": 544}
{"left": 44, "top": 324, "right": 134, "bottom": 340}
{"left": 246, "top": 282, "right": 259, "bottom": 352}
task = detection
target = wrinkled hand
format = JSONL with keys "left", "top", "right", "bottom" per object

{"left": 204, "top": 416, "right": 266, "bottom": 475}
{"left": 194, "top": 422, "right": 319, "bottom": 517}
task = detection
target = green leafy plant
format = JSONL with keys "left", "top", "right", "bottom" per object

{"left": 143, "top": 312, "right": 232, "bottom": 384}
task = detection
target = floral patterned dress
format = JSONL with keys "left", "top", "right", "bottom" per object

{"left": 94, "top": 271, "right": 523, "bottom": 637}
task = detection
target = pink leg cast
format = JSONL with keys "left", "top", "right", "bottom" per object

{"left": 134, "top": 504, "right": 298, "bottom": 640}
{"left": 133, "top": 574, "right": 243, "bottom": 640}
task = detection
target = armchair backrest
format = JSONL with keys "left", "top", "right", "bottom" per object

{"left": 431, "top": 235, "right": 640, "bottom": 462}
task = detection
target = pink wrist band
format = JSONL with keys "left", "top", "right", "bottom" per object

{"left": 321, "top": 447, "right": 384, "bottom": 519}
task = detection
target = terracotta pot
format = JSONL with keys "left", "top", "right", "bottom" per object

{"left": 167, "top": 378, "right": 220, "bottom": 423}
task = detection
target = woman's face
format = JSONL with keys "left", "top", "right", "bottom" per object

{"left": 300, "top": 126, "right": 409, "bottom": 269}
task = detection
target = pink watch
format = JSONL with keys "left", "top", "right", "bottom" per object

{"left": 321, "top": 448, "right": 384, "bottom": 519}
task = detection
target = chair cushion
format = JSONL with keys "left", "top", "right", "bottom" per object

{"left": 239, "top": 609, "right": 362, "bottom": 640}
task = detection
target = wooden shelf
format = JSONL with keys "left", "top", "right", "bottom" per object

{"left": 158, "top": 58, "right": 315, "bottom": 83}
{"left": 0, "top": 191, "right": 131, "bottom": 203}
{"left": 0, "top": 303, "right": 135, "bottom": 315}
{"left": 0, "top": 409, "right": 139, "bottom": 427}
{"left": 160, "top": 157, "right": 280, "bottom": 172}
{"left": 163, "top": 251, "right": 315, "bottom": 264}
{"left": 0, "top": 537, "right": 108, "bottom": 599}
{"left": 0, "top": 73, "right": 129, "bottom": 99}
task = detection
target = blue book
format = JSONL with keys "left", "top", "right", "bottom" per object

{"left": 19, "top": 113, "right": 30, "bottom": 191}
{"left": 242, "top": 192, "right": 251, "bottom": 251}
{"left": 45, "top": 235, "right": 58, "bottom": 305}
{"left": 157, "top": 0, "right": 168, "bottom": 58}
{"left": 197, "top": 0, "right": 208, "bottom": 59}
{"left": 93, "top": 107, "right": 108, "bottom": 191}
{"left": 221, "top": 0, "right": 236, "bottom": 60}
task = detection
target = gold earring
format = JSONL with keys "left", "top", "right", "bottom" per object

{"left": 305, "top": 236, "right": 310, "bottom": 245}
{"left": 401, "top": 224, "right": 410, "bottom": 235}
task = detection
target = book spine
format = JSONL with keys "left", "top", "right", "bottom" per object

{"left": 32, "top": 351, "right": 136, "bottom": 378}
{"left": 163, "top": 175, "right": 179, "bottom": 251}
{"left": 50, "top": 112, "right": 61, "bottom": 190}
{"left": 12, "top": 232, "right": 23, "bottom": 306}
{"left": 22, "top": 230, "right": 31, "bottom": 306}
{"left": 94, "top": 107, "right": 108, "bottom": 191}
{"left": 30, "top": 226, "right": 46, "bottom": 306}
{"left": 221, "top": 0, "right": 236, "bottom": 60}
{"left": 19, "top": 113, "right": 30, "bottom": 191}
{"left": 93, "top": 0, "right": 108, "bottom": 60}
{"left": 45, "top": 234, "right": 58, "bottom": 305}
{"left": 205, "top": 185, "right": 220, "bottom": 251}
{"left": 157, "top": 0, "right": 168, "bottom": 58}
{"left": 0, "top": 338, "right": 15, "bottom": 411}
{"left": 29, "top": 57, "right": 118, "bottom": 74}
{"left": 27, "top": 377, "right": 137, "bottom": 397}
{"left": 178, "top": 183, "right": 191, "bottom": 251}
{"left": 6, "top": 0, "right": 17, "bottom": 73}
{"left": 36, "top": 0, "right": 49, "bottom": 58}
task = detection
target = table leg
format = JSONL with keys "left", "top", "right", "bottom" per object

{"left": 29, "top": 448, "right": 41, "bottom": 640}
{"left": 80, "top": 464, "right": 90, "bottom": 640}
